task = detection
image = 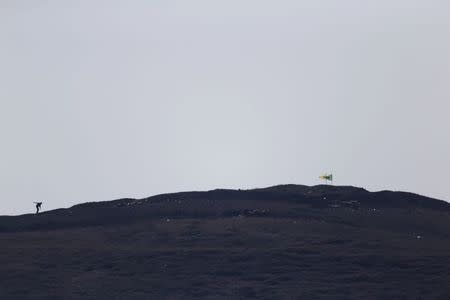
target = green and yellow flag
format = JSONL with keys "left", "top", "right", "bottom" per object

{"left": 319, "top": 174, "right": 333, "bottom": 181}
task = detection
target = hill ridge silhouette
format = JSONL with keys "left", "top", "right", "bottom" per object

{"left": 1, "top": 184, "right": 448, "bottom": 232}
{"left": 28, "top": 184, "right": 450, "bottom": 211}
{"left": 1, "top": 184, "right": 450, "bottom": 299}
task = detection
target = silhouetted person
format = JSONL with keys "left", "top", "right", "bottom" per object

{"left": 34, "top": 202, "right": 42, "bottom": 214}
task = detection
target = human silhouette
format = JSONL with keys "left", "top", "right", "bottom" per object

{"left": 34, "top": 202, "right": 43, "bottom": 214}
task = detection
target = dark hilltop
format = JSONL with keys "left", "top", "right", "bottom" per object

{"left": 1, "top": 185, "right": 450, "bottom": 299}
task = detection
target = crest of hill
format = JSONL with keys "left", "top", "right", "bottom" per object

{"left": 0, "top": 185, "right": 448, "bottom": 232}
{"left": 255, "top": 184, "right": 368, "bottom": 194}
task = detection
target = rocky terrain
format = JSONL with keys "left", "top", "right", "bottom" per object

{"left": 1, "top": 185, "right": 449, "bottom": 299}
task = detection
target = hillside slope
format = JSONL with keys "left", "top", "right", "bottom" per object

{"left": 1, "top": 185, "right": 449, "bottom": 299}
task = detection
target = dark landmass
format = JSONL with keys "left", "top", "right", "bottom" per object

{"left": 1, "top": 185, "right": 450, "bottom": 299}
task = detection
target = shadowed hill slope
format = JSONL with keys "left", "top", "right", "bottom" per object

{"left": 1, "top": 185, "right": 450, "bottom": 299}
{"left": 1, "top": 185, "right": 448, "bottom": 232}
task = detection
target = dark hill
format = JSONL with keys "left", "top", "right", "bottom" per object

{"left": 1, "top": 185, "right": 450, "bottom": 299}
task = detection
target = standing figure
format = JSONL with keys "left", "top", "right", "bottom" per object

{"left": 34, "top": 202, "right": 43, "bottom": 214}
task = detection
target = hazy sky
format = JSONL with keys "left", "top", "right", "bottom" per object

{"left": 1, "top": 0, "right": 449, "bottom": 215}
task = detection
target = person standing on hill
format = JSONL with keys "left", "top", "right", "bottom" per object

{"left": 34, "top": 202, "right": 42, "bottom": 214}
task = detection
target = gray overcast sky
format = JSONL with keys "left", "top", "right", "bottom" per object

{"left": 1, "top": 0, "right": 449, "bottom": 215}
